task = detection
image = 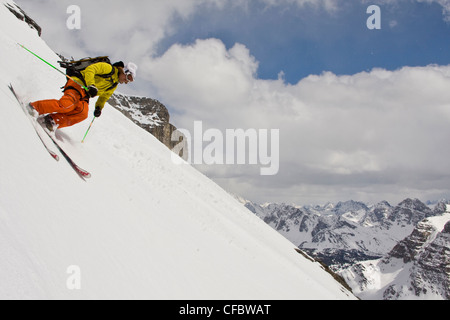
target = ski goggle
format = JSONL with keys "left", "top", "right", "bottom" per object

{"left": 124, "top": 71, "right": 134, "bottom": 82}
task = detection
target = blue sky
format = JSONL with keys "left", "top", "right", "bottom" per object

{"left": 159, "top": 1, "right": 450, "bottom": 84}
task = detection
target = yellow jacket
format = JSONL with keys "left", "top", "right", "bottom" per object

{"left": 72, "top": 62, "right": 119, "bottom": 109}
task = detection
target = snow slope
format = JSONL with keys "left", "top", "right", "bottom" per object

{"left": 0, "top": 1, "right": 355, "bottom": 299}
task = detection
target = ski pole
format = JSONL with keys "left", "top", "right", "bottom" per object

{"left": 81, "top": 117, "right": 96, "bottom": 143}
{"left": 17, "top": 43, "right": 88, "bottom": 91}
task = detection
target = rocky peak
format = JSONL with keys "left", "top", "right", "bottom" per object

{"left": 341, "top": 209, "right": 450, "bottom": 300}
{"left": 108, "top": 93, "right": 185, "bottom": 156}
{"left": 5, "top": 2, "right": 41, "bottom": 36}
{"left": 362, "top": 201, "right": 392, "bottom": 225}
{"left": 388, "top": 198, "right": 432, "bottom": 225}
{"left": 334, "top": 200, "right": 369, "bottom": 216}
{"left": 388, "top": 218, "right": 437, "bottom": 263}
{"left": 398, "top": 198, "right": 430, "bottom": 211}
{"left": 383, "top": 211, "right": 450, "bottom": 299}
{"left": 433, "top": 200, "right": 450, "bottom": 216}
{"left": 444, "top": 220, "right": 450, "bottom": 234}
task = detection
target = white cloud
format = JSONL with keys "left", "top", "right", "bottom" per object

{"left": 17, "top": 0, "right": 224, "bottom": 59}
{"left": 146, "top": 38, "right": 450, "bottom": 204}
{"left": 260, "top": 0, "right": 340, "bottom": 11}
{"left": 144, "top": 39, "right": 259, "bottom": 124}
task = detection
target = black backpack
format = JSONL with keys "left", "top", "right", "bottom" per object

{"left": 58, "top": 56, "right": 122, "bottom": 90}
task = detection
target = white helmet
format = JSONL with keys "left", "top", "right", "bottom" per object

{"left": 124, "top": 62, "right": 138, "bottom": 80}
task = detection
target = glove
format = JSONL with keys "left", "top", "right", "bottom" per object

{"left": 87, "top": 85, "right": 98, "bottom": 98}
{"left": 94, "top": 106, "right": 102, "bottom": 117}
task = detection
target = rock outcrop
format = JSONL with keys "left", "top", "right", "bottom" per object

{"left": 340, "top": 208, "right": 450, "bottom": 300}
{"left": 4, "top": 2, "right": 41, "bottom": 36}
{"left": 108, "top": 93, "right": 185, "bottom": 156}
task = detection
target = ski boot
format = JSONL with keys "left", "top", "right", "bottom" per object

{"left": 26, "top": 103, "right": 39, "bottom": 118}
{"left": 38, "top": 115, "right": 57, "bottom": 132}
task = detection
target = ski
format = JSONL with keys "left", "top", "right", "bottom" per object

{"left": 8, "top": 84, "right": 60, "bottom": 161}
{"left": 41, "top": 127, "right": 92, "bottom": 180}
{"left": 8, "top": 84, "right": 91, "bottom": 180}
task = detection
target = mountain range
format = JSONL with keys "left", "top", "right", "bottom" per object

{"left": 237, "top": 196, "right": 450, "bottom": 299}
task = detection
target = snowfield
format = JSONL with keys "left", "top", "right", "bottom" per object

{"left": 0, "top": 1, "right": 355, "bottom": 300}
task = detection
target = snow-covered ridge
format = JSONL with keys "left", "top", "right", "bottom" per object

{"left": 341, "top": 207, "right": 450, "bottom": 300}
{"left": 243, "top": 198, "right": 446, "bottom": 265}
{"left": 0, "top": 1, "right": 355, "bottom": 299}
{"left": 240, "top": 196, "right": 450, "bottom": 299}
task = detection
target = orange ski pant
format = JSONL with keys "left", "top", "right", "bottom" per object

{"left": 31, "top": 79, "right": 89, "bottom": 129}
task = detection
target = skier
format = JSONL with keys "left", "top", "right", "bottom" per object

{"left": 28, "top": 61, "right": 138, "bottom": 131}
